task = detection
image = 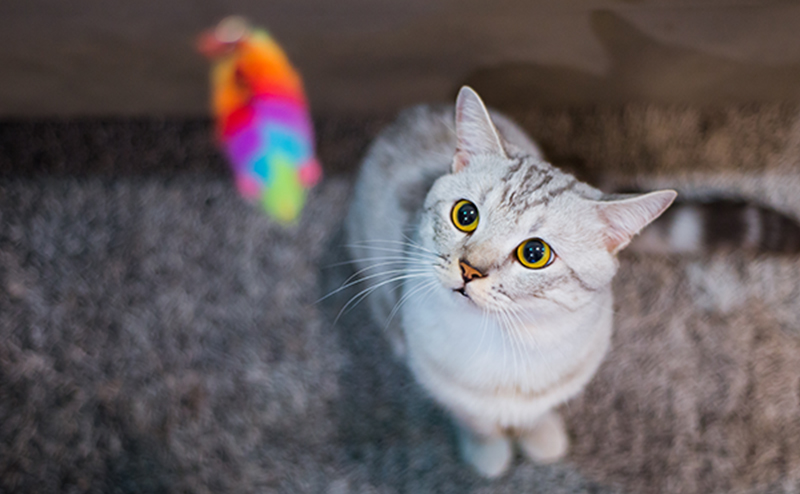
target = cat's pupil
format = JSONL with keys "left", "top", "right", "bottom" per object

{"left": 458, "top": 203, "right": 478, "bottom": 226}
{"left": 522, "top": 240, "right": 545, "bottom": 264}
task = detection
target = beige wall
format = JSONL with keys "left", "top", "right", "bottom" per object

{"left": 2, "top": 1, "right": 800, "bottom": 116}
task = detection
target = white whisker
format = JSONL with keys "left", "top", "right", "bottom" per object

{"left": 346, "top": 242, "right": 440, "bottom": 260}
{"left": 399, "top": 234, "right": 443, "bottom": 257}
{"left": 508, "top": 307, "right": 542, "bottom": 384}
{"left": 356, "top": 236, "right": 439, "bottom": 255}
{"left": 497, "top": 308, "right": 515, "bottom": 384}
{"left": 502, "top": 307, "right": 524, "bottom": 386}
{"left": 507, "top": 305, "right": 553, "bottom": 367}
{"left": 467, "top": 308, "right": 490, "bottom": 363}
{"left": 323, "top": 255, "right": 433, "bottom": 269}
{"left": 500, "top": 308, "right": 518, "bottom": 384}
{"left": 386, "top": 278, "right": 438, "bottom": 331}
{"left": 317, "top": 265, "right": 432, "bottom": 304}
{"left": 332, "top": 272, "right": 433, "bottom": 327}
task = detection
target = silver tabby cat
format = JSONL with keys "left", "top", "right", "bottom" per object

{"left": 345, "top": 87, "right": 676, "bottom": 477}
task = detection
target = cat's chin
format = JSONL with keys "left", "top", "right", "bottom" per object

{"left": 450, "top": 285, "right": 490, "bottom": 311}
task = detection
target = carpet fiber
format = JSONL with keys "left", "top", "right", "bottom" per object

{"left": 1, "top": 107, "right": 799, "bottom": 493}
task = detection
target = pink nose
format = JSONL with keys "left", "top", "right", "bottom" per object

{"left": 459, "top": 260, "right": 484, "bottom": 283}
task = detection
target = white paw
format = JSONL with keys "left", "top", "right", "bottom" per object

{"left": 517, "top": 411, "right": 569, "bottom": 464}
{"left": 457, "top": 426, "right": 513, "bottom": 478}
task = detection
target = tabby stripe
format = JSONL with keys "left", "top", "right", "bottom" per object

{"left": 566, "top": 266, "right": 600, "bottom": 293}
{"left": 509, "top": 177, "right": 577, "bottom": 214}
{"left": 638, "top": 199, "right": 800, "bottom": 254}
{"left": 501, "top": 156, "right": 526, "bottom": 183}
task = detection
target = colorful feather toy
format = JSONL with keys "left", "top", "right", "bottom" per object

{"left": 199, "top": 17, "right": 322, "bottom": 223}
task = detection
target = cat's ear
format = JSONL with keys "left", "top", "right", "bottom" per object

{"left": 452, "top": 86, "right": 507, "bottom": 173}
{"left": 597, "top": 190, "right": 677, "bottom": 254}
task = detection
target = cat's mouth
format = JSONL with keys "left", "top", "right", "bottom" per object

{"left": 450, "top": 283, "right": 494, "bottom": 310}
{"left": 436, "top": 267, "right": 479, "bottom": 304}
{"left": 453, "top": 286, "right": 480, "bottom": 306}
{"left": 454, "top": 287, "right": 469, "bottom": 298}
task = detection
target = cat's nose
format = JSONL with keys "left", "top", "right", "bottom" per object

{"left": 459, "top": 260, "right": 485, "bottom": 283}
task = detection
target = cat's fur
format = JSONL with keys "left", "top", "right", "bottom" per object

{"left": 345, "top": 87, "right": 675, "bottom": 477}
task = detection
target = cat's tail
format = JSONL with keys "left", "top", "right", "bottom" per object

{"left": 630, "top": 199, "right": 800, "bottom": 255}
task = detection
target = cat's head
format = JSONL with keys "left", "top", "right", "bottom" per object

{"left": 419, "top": 87, "right": 676, "bottom": 316}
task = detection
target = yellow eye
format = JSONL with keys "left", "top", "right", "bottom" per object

{"left": 516, "top": 238, "right": 554, "bottom": 269}
{"left": 451, "top": 199, "right": 479, "bottom": 233}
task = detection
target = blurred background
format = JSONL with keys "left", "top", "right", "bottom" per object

{"left": 3, "top": 2, "right": 800, "bottom": 493}
{"left": 3, "top": 0, "right": 800, "bottom": 117}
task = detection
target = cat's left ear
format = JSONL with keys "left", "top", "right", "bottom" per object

{"left": 452, "top": 86, "right": 508, "bottom": 173}
{"left": 597, "top": 190, "right": 677, "bottom": 254}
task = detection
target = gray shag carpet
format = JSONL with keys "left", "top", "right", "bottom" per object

{"left": 1, "top": 108, "right": 800, "bottom": 493}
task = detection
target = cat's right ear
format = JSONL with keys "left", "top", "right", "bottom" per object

{"left": 453, "top": 86, "right": 507, "bottom": 173}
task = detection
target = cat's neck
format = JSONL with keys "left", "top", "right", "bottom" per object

{"left": 402, "top": 281, "right": 613, "bottom": 383}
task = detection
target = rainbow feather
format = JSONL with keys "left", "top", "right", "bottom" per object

{"left": 200, "top": 17, "right": 322, "bottom": 223}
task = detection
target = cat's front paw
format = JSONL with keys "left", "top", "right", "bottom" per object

{"left": 517, "top": 410, "right": 569, "bottom": 463}
{"left": 456, "top": 425, "right": 513, "bottom": 478}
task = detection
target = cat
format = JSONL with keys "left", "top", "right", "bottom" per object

{"left": 344, "top": 86, "right": 676, "bottom": 477}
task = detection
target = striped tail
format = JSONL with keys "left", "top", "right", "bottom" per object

{"left": 631, "top": 199, "right": 800, "bottom": 255}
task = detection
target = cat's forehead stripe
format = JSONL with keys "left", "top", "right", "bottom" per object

{"left": 504, "top": 176, "right": 579, "bottom": 215}
{"left": 499, "top": 167, "right": 553, "bottom": 206}
{"left": 500, "top": 155, "right": 526, "bottom": 182}
{"left": 504, "top": 158, "right": 552, "bottom": 187}
{"left": 495, "top": 155, "right": 582, "bottom": 213}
